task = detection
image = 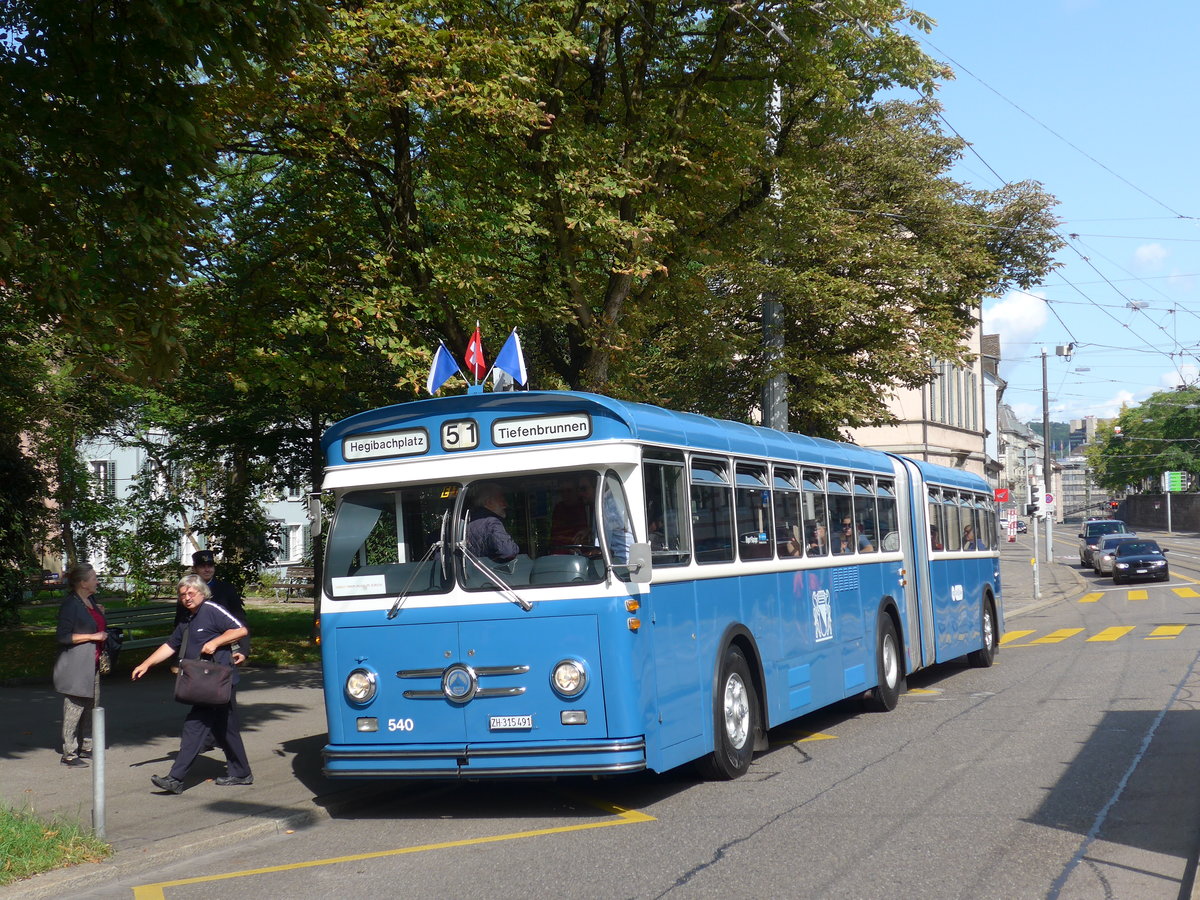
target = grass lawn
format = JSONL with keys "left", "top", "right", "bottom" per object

{"left": 0, "top": 598, "right": 321, "bottom": 683}
{"left": 0, "top": 806, "right": 111, "bottom": 886}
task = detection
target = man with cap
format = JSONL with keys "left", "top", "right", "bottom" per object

{"left": 180, "top": 549, "right": 248, "bottom": 661}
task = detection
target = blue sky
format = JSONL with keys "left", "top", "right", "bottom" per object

{"left": 902, "top": 1, "right": 1200, "bottom": 425}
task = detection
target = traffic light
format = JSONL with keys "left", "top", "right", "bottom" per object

{"left": 1109, "top": 500, "right": 1119, "bottom": 510}
{"left": 1025, "top": 501, "right": 1040, "bottom": 517}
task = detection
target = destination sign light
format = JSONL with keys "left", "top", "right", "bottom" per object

{"left": 492, "top": 413, "right": 592, "bottom": 446}
{"left": 343, "top": 428, "right": 429, "bottom": 461}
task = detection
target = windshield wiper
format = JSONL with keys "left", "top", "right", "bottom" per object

{"left": 387, "top": 514, "right": 448, "bottom": 619}
{"left": 457, "top": 539, "right": 533, "bottom": 611}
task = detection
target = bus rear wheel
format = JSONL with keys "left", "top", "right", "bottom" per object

{"left": 864, "top": 613, "right": 904, "bottom": 712}
{"left": 967, "top": 598, "right": 998, "bottom": 668}
{"left": 696, "top": 646, "right": 758, "bottom": 780}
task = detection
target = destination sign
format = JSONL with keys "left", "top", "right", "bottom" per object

{"left": 343, "top": 428, "right": 429, "bottom": 461}
{"left": 492, "top": 413, "right": 592, "bottom": 446}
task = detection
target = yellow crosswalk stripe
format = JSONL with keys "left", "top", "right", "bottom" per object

{"left": 1173, "top": 588, "right": 1200, "bottom": 598}
{"left": 1030, "top": 628, "right": 1084, "bottom": 644}
{"left": 1128, "top": 590, "right": 1149, "bottom": 600}
{"left": 1087, "top": 626, "right": 1136, "bottom": 642}
{"left": 1078, "top": 592, "right": 1104, "bottom": 603}
{"left": 1000, "top": 630, "right": 1034, "bottom": 644}
{"left": 1147, "top": 625, "right": 1187, "bottom": 639}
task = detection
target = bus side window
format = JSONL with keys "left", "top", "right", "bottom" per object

{"left": 644, "top": 451, "right": 691, "bottom": 566}
{"left": 735, "top": 463, "right": 772, "bottom": 560}
{"left": 691, "top": 457, "right": 734, "bottom": 564}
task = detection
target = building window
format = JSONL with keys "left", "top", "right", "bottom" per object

{"left": 89, "top": 460, "right": 116, "bottom": 497}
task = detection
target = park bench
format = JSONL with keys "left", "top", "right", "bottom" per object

{"left": 104, "top": 602, "right": 179, "bottom": 651}
{"left": 279, "top": 566, "right": 314, "bottom": 602}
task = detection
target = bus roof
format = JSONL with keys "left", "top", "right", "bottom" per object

{"left": 323, "top": 390, "right": 991, "bottom": 494}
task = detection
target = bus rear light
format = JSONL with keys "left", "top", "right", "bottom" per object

{"left": 356, "top": 717, "right": 379, "bottom": 732}
{"left": 627, "top": 617, "right": 641, "bottom": 632}
{"left": 625, "top": 598, "right": 640, "bottom": 612}
{"left": 560, "top": 710, "right": 588, "bottom": 725}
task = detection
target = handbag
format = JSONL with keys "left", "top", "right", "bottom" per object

{"left": 173, "top": 630, "right": 233, "bottom": 706}
{"left": 98, "top": 626, "right": 124, "bottom": 676}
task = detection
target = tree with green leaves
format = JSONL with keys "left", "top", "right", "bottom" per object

{"left": 207, "top": 1, "right": 1059, "bottom": 434}
{"left": 1086, "top": 388, "right": 1200, "bottom": 494}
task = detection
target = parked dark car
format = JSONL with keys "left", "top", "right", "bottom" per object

{"left": 1111, "top": 540, "right": 1169, "bottom": 584}
{"left": 1079, "top": 519, "right": 1130, "bottom": 567}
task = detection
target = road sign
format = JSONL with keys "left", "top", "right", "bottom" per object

{"left": 1044, "top": 492, "right": 1055, "bottom": 510}
{"left": 995, "top": 488, "right": 1010, "bottom": 502}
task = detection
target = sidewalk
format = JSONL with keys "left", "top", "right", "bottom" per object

{"left": 0, "top": 664, "right": 372, "bottom": 898}
{"left": 996, "top": 532, "right": 1089, "bottom": 618}
{"left": 0, "top": 546, "right": 1088, "bottom": 897}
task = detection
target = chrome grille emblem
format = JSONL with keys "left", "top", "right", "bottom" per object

{"left": 441, "top": 663, "right": 478, "bottom": 703}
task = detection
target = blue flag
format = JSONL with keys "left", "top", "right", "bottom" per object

{"left": 426, "top": 341, "right": 462, "bottom": 395}
{"left": 493, "top": 328, "right": 528, "bottom": 386}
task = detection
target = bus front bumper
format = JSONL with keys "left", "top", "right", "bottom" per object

{"left": 322, "top": 737, "right": 647, "bottom": 779}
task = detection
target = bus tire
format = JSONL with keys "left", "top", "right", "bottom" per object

{"left": 696, "top": 645, "right": 758, "bottom": 780}
{"left": 864, "top": 613, "right": 904, "bottom": 712}
{"left": 967, "top": 597, "right": 998, "bottom": 668}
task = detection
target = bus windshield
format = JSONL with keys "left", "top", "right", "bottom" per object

{"left": 325, "top": 470, "right": 637, "bottom": 599}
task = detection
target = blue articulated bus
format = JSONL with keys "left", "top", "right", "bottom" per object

{"left": 318, "top": 390, "right": 1001, "bottom": 780}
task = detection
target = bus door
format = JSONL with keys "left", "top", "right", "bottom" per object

{"left": 896, "top": 457, "right": 937, "bottom": 670}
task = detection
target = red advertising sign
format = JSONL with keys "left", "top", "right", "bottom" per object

{"left": 994, "top": 488, "right": 1010, "bottom": 503}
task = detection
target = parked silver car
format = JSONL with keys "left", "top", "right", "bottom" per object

{"left": 1093, "top": 533, "right": 1137, "bottom": 575}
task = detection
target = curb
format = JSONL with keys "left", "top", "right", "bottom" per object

{"left": 0, "top": 782, "right": 388, "bottom": 899}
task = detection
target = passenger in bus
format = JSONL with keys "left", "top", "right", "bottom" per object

{"left": 930, "top": 525, "right": 944, "bottom": 551}
{"left": 465, "top": 483, "right": 520, "bottom": 562}
{"left": 804, "top": 521, "right": 827, "bottom": 556}
{"left": 856, "top": 521, "right": 875, "bottom": 553}
{"left": 550, "top": 479, "right": 591, "bottom": 551}
{"left": 835, "top": 518, "right": 873, "bottom": 554}
{"left": 961, "top": 523, "right": 985, "bottom": 551}
{"left": 646, "top": 505, "right": 668, "bottom": 551}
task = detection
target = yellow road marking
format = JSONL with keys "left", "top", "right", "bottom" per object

{"left": 1087, "top": 626, "right": 1135, "bottom": 642}
{"left": 1078, "top": 592, "right": 1104, "bottom": 604}
{"left": 1148, "top": 625, "right": 1187, "bottom": 639}
{"left": 906, "top": 688, "right": 941, "bottom": 694}
{"left": 1000, "top": 630, "right": 1034, "bottom": 644}
{"left": 770, "top": 728, "right": 838, "bottom": 748}
{"left": 1029, "top": 628, "right": 1084, "bottom": 644}
{"left": 1173, "top": 588, "right": 1200, "bottom": 598}
{"left": 133, "top": 797, "right": 655, "bottom": 899}
{"left": 1128, "top": 590, "right": 1149, "bottom": 601}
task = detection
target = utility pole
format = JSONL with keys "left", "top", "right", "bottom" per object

{"left": 1041, "top": 348, "right": 1054, "bottom": 560}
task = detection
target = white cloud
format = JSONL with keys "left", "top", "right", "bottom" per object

{"left": 1132, "top": 243, "right": 1168, "bottom": 271}
{"left": 983, "top": 290, "right": 1048, "bottom": 373}
{"left": 1091, "top": 389, "right": 1139, "bottom": 419}
{"left": 1160, "top": 364, "right": 1199, "bottom": 389}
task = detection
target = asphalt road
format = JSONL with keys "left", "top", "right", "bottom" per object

{"left": 66, "top": 530, "right": 1200, "bottom": 900}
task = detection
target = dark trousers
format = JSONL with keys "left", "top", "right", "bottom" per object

{"left": 169, "top": 690, "right": 251, "bottom": 780}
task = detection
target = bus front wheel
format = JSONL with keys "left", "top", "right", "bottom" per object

{"left": 696, "top": 646, "right": 758, "bottom": 780}
{"left": 864, "top": 614, "right": 904, "bottom": 712}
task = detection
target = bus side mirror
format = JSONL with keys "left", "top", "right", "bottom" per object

{"left": 613, "top": 542, "right": 653, "bottom": 584}
{"left": 309, "top": 492, "right": 324, "bottom": 536}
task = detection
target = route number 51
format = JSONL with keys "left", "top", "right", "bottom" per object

{"left": 441, "top": 419, "right": 479, "bottom": 451}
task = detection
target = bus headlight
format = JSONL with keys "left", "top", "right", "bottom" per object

{"left": 550, "top": 659, "right": 587, "bottom": 698}
{"left": 345, "top": 668, "right": 377, "bottom": 704}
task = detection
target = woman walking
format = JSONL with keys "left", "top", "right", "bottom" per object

{"left": 54, "top": 564, "right": 107, "bottom": 767}
{"left": 131, "top": 574, "right": 251, "bottom": 794}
